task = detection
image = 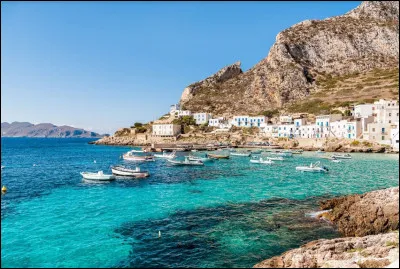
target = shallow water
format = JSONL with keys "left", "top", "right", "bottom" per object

{"left": 1, "top": 138, "right": 398, "bottom": 267}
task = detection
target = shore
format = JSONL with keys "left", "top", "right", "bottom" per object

{"left": 91, "top": 134, "right": 397, "bottom": 153}
{"left": 253, "top": 187, "right": 399, "bottom": 268}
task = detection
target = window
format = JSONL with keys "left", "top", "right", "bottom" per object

{"left": 389, "top": 113, "right": 392, "bottom": 116}
{"left": 372, "top": 128, "right": 375, "bottom": 132}
{"left": 382, "top": 136, "right": 385, "bottom": 140}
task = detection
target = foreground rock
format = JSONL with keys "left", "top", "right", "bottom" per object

{"left": 253, "top": 232, "right": 399, "bottom": 268}
{"left": 254, "top": 187, "right": 399, "bottom": 268}
{"left": 319, "top": 187, "right": 399, "bottom": 237}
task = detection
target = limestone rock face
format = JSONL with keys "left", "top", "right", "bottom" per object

{"left": 180, "top": 61, "right": 242, "bottom": 105}
{"left": 180, "top": 1, "right": 399, "bottom": 115}
{"left": 319, "top": 187, "right": 399, "bottom": 237}
{"left": 253, "top": 232, "right": 399, "bottom": 268}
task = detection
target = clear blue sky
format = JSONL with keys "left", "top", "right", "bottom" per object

{"left": 1, "top": 1, "right": 361, "bottom": 134}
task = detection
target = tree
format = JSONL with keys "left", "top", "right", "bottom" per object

{"left": 133, "top": 122, "right": 143, "bottom": 128}
{"left": 344, "top": 110, "right": 352, "bottom": 117}
{"left": 181, "top": 115, "right": 196, "bottom": 126}
{"left": 260, "top": 109, "right": 279, "bottom": 118}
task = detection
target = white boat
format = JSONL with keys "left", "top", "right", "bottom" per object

{"left": 251, "top": 149, "right": 262, "bottom": 154}
{"left": 331, "top": 154, "right": 352, "bottom": 159}
{"left": 230, "top": 152, "right": 251, "bottom": 157}
{"left": 316, "top": 150, "right": 325, "bottom": 154}
{"left": 130, "top": 149, "right": 145, "bottom": 153}
{"left": 167, "top": 156, "right": 204, "bottom": 166}
{"left": 292, "top": 150, "right": 303, "bottom": 154}
{"left": 80, "top": 171, "right": 115, "bottom": 181}
{"left": 267, "top": 156, "right": 284, "bottom": 161}
{"left": 123, "top": 151, "right": 155, "bottom": 162}
{"left": 154, "top": 150, "right": 176, "bottom": 159}
{"left": 111, "top": 165, "right": 149, "bottom": 178}
{"left": 1, "top": 165, "right": 4, "bottom": 170}
{"left": 331, "top": 159, "right": 341, "bottom": 163}
{"left": 187, "top": 155, "right": 214, "bottom": 162}
{"left": 250, "top": 157, "right": 274, "bottom": 164}
{"left": 296, "top": 161, "right": 329, "bottom": 173}
{"left": 271, "top": 151, "right": 292, "bottom": 157}
{"left": 191, "top": 149, "right": 198, "bottom": 152}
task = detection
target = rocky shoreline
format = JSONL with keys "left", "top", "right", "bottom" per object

{"left": 253, "top": 187, "right": 399, "bottom": 268}
{"left": 91, "top": 135, "right": 396, "bottom": 153}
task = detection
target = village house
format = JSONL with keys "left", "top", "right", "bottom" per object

{"left": 315, "top": 114, "right": 343, "bottom": 138}
{"left": 193, "top": 113, "right": 212, "bottom": 125}
{"left": 152, "top": 124, "right": 181, "bottom": 137}
{"left": 232, "top": 116, "right": 268, "bottom": 128}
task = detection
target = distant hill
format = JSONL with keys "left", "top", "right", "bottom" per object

{"left": 1, "top": 122, "right": 105, "bottom": 138}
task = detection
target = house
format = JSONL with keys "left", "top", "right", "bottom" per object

{"left": 152, "top": 124, "right": 181, "bottom": 137}
{"left": 170, "top": 104, "right": 180, "bottom": 115}
{"left": 330, "top": 120, "right": 348, "bottom": 138}
{"left": 362, "top": 122, "right": 394, "bottom": 145}
{"left": 177, "top": 110, "right": 192, "bottom": 117}
{"left": 354, "top": 104, "right": 374, "bottom": 118}
{"left": 232, "top": 116, "right": 267, "bottom": 127}
{"left": 263, "top": 125, "right": 279, "bottom": 138}
{"left": 330, "top": 119, "right": 362, "bottom": 139}
{"left": 299, "top": 124, "right": 317, "bottom": 138}
{"left": 390, "top": 124, "right": 399, "bottom": 150}
{"left": 279, "top": 115, "right": 293, "bottom": 124}
{"left": 277, "top": 124, "right": 296, "bottom": 138}
{"left": 193, "top": 113, "right": 212, "bottom": 125}
{"left": 315, "top": 114, "right": 342, "bottom": 138}
{"left": 209, "top": 117, "right": 225, "bottom": 127}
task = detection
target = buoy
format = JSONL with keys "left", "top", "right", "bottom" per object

{"left": 2, "top": 186, "right": 7, "bottom": 193}
{"left": 33, "top": 164, "right": 36, "bottom": 166}
{"left": 158, "top": 231, "right": 161, "bottom": 238}
{"left": 94, "top": 160, "right": 96, "bottom": 163}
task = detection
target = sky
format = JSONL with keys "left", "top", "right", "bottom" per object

{"left": 1, "top": 1, "right": 361, "bottom": 135}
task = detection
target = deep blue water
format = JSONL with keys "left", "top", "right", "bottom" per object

{"left": 1, "top": 138, "right": 399, "bottom": 268}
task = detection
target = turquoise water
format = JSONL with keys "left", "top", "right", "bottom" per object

{"left": 1, "top": 138, "right": 399, "bottom": 268}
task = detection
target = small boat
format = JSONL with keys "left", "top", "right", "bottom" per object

{"left": 130, "top": 149, "right": 145, "bottom": 153}
{"left": 251, "top": 149, "right": 262, "bottom": 154}
{"left": 80, "top": 171, "right": 115, "bottom": 181}
{"left": 292, "top": 150, "right": 303, "bottom": 154}
{"left": 111, "top": 165, "right": 149, "bottom": 178}
{"left": 187, "top": 154, "right": 214, "bottom": 162}
{"left": 331, "top": 154, "right": 352, "bottom": 159}
{"left": 191, "top": 149, "right": 198, "bottom": 152}
{"left": 271, "top": 150, "right": 292, "bottom": 157}
{"left": 296, "top": 161, "right": 329, "bottom": 173}
{"left": 331, "top": 159, "right": 341, "bottom": 163}
{"left": 167, "top": 156, "right": 204, "bottom": 166}
{"left": 1, "top": 166, "right": 4, "bottom": 170}
{"left": 250, "top": 157, "right": 274, "bottom": 164}
{"left": 267, "top": 156, "right": 284, "bottom": 161}
{"left": 154, "top": 150, "right": 176, "bottom": 159}
{"left": 316, "top": 150, "right": 325, "bottom": 154}
{"left": 123, "top": 154, "right": 155, "bottom": 162}
{"left": 230, "top": 152, "right": 251, "bottom": 157}
{"left": 208, "top": 153, "right": 230, "bottom": 159}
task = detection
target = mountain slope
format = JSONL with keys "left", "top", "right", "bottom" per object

{"left": 1, "top": 122, "right": 105, "bottom": 138}
{"left": 180, "top": 1, "right": 399, "bottom": 116}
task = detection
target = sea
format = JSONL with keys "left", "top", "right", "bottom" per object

{"left": 1, "top": 138, "right": 399, "bottom": 268}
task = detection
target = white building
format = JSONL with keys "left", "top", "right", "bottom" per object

{"left": 354, "top": 104, "right": 374, "bottom": 118}
{"left": 299, "top": 124, "right": 317, "bottom": 138}
{"left": 170, "top": 104, "right": 180, "bottom": 115}
{"left": 279, "top": 115, "right": 293, "bottom": 124}
{"left": 363, "top": 122, "right": 393, "bottom": 145}
{"left": 315, "top": 114, "right": 342, "bottom": 138}
{"left": 193, "top": 113, "right": 212, "bottom": 125}
{"left": 330, "top": 119, "right": 362, "bottom": 139}
{"left": 263, "top": 125, "right": 279, "bottom": 138}
{"left": 232, "top": 116, "right": 268, "bottom": 128}
{"left": 330, "top": 120, "right": 348, "bottom": 138}
{"left": 391, "top": 124, "right": 399, "bottom": 150}
{"left": 209, "top": 117, "right": 225, "bottom": 127}
{"left": 152, "top": 124, "right": 181, "bottom": 137}
{"left": 277, "top": 124, "right": 296, "bottom": 138}
{"left": 177, "top": 110, "right": 192, "bottom": 117}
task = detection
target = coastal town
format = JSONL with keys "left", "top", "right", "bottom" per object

{"left": 97, "top": 98, "right": 399, "bottom": 152}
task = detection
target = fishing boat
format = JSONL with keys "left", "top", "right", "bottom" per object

{"left": 251, "top": 149, "right": 262, "bottom": 154}
{"left": 292, "top": 150, "right": 303, "bottom": 154}
{"left": 130, "top": 148, "right": 146, "bottom": 153}
{"left": 187, "top": 155, "right": 214, "bottom": 162}
{"left": 250, "top": 157, "right": 274, "bottom": 164}
{"left": 271, "top": 150, "right": 293, "bottom": 157}
{"left": 316, "top": 150, "right": 325, "bottom": 154}
{"left": 331, "top": 159, "right": 341, "bottom": 163}
{"left": 167, "top": 156, "right": 204, "bottom": 166}
{"left": 230, "top": 151, "right": 251, "bottom": 157}
{"left": 191, "top": 149, "right": 198, "bottom": 152}
{"left": 111, "top": 165, "right": 149, "bottom": 178}
{"left": 207, "top": 153, "right": 230, "bottom": 159}
{"left": 123, "top": 151, "right": 155, "bottom": 162}
{"left": 154, "top": 150, "right": 176, "bottom": 159}
{"left": 80, "top": 171, "right": 115, "bottom": 181}
{"left": 267, "top": 156, "right": 284, "bottom": 161}
{"left": 331, "top": 153, "right": 352, "bottom": 159}
{"left": 296, "top": 161, "right": 329, "bottom": 173}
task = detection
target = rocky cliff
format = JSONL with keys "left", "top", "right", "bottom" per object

{"left": 1, "top": 122, "right": 104, "bottom": 138}
{"left": 254, "top": 187, "right": 399, "bottom": 268}
{"left": 180, "top": 1, "right": 399, "bottom": 116}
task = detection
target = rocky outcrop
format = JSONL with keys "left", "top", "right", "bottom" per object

{"left": 254, "top": 187, "right": 399, "bottom": 268}
{"left": 180, "top": 1, "right": 399, "bottom": 115}
{"left": 180, "top": 61, "right": 242, "bottom": 105}
{"left": 253, "top": 232, "right": 399, "bottom": 268}
{"left": 319, "top": 187, "right": 399, "bottom": 237}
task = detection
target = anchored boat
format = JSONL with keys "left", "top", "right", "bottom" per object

{"left": 80, "top": 171, "right": 116, "bottom": 181}
{"left": 230, "top": 151, "right": 251, "bottom": 157}
{"left": 331, "top": 154, "right": 352, "bottom": 159}
{"left": 111, "top": 165, "right": 149, "bottom": 178}
{"left": 296, "top": 161, "right": 329, "bottom": 173}
{"left": 154, "top": 150, "right": 176, "bottom": 159}
{"left": 207, "top": 153, "right": 230, "bottom": 159}
{"left": 250, "top": 157, "right": 274, "bottom": 164}
{"left": 167, "top": 156, "right": 204, "bottom": 166}
{"left": 123, "top": 150, "right": 155, "bottom": 162}
{"left": 187, "top": 154, "right": 214, "bottom": 162}
{"left": 267, "top": 156, "right": 284, "bottom": 161}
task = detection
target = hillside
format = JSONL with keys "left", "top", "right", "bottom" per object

{"left": 1, "top": 122, "right": 105, "bottom": 138}
{"left": 180, "top": 1, "right": 399, "bottom": 116}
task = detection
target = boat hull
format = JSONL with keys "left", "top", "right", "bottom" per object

{"left": 295, "top": 167, "right": 328, "bottom": 173}
{"left": 208, "top": 154, "right": 229, "bottom": 159}
{"left": 111, "top": 168, "right": 149, "bottom": 177}
{"left": 80, "top": 172, "right": 115, "bottom": 181}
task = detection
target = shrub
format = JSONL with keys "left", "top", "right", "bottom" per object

{"left": 350, "top": 140, "right": 360, "bottom": 146}
{"left": 260, "top": 109, "right": 279, "bottom": 118}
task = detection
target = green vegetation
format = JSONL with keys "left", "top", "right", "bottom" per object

{"left": 362, "top": 141, "right": 373, "bottom": 147}
{"left": 259, "top": 109, "right": 280, "bottom": 118}
{"left": 133, "top": 122, "right": 143, "bottom": 128}
{"left": 344, "top": 110, "right": 352, "bottom": 116}
{"left": 135, "top": 127, "right": 147, "bottom": 133}
{"left": 350, "top": 140, "right": 360, "bottom": 146}
{"left": 172, "top": 115, "right": 196, "bottom": 126}
{"left": 287, "top": 99, "right": 336, "bottom": 115}
{"left": 330, "top": 109, "right": 344, "bottom": 116}
{"left": 385, "top": 241, "right": 399, "bottom": 247}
